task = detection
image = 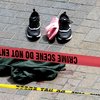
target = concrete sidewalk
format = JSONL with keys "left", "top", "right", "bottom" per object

{"left": 0, "top": 0, "right": 100, "bottom": 100}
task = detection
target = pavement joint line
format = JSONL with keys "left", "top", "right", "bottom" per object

{"left": 81, "top": 40, "right": 100, "bottom": 45}
{"left": 0, "top": 9, "right": 95, "bottom": 21}
{"left": 74, "top": 78, "right": 85, "bottom": 92}
{"left": 83, "top": 40, "right": 100, "bottom": 44}
{"left": 10, "top": 32, "right": 17, "bottom": 40}
{"left": 69, "top": 1, "right": 96, "bottom": 6}
{"left": 0, "top": 3, "right": 95, "bottom": 13}
{"left": 0, "top": 20, "right": 80, "bottom": 27}
{"left": 0, "top": 21, "right": 28, "bottom": 27}
{"left": 91, "top": 77, "right": 99, "bottom": 87}
{"left": 1, "top": 0, "right": 97, "bottom": 7}
{"left": 0, "top": 7, "right": 59, "bottom": 16}
{"left": 80, "top": 25, "right": 100, "bottom": 29}
{"left": 75, "top": 71, "right": 100, "bottom": 76}
{"left": 0, "top": 13, "right": 97, "bottom": 27}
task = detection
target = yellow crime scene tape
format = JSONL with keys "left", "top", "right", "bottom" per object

{"left": 0, "top": 84, "right": 100, "bottom": 96}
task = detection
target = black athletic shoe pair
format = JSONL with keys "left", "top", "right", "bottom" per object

{"left": 26, "top": 9, "right": 72, "bottom": 43}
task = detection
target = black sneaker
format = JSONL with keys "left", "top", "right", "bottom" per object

{"left": 27, "top": 9, "right": 41, "bottom": 40}
{"left": 56, "top": 12, "right": 72, "bottom": 42}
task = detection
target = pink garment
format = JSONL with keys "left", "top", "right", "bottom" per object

{"left": 45, "top": 17, "right": 59, "bottom": 40}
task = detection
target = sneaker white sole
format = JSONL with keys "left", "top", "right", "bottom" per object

{"left": 57, "top": 34, "right": 72, "bottom": 41}
{"left": 27, "top": 32, "right": 41, "bottom": 38}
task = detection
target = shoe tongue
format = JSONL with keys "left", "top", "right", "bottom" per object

{"left": 30, "top": 12, "right": 39, "bottom": 22}
{"left": 59, "top": 17, "right": 70, "bottom": 30}
{"left": 31, "top": 9, "right": 39, "bottom": 18}
{"left": 61, "top": 16, "right": 67, "bottom": 21}
{"left": 60, "top": 12, "right": 70, "bottom": 23}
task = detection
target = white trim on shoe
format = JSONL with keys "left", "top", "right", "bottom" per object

{"left": 59, "top": 28, "right": 71, "bottom": 33}
{"left": 58, "top": 34, "right": 72, "bottom": 41}
{"left": 66, "top": 34, "right": 72, "bottom": 40}
{"left": 58, "top": 24, "right": 72, "bottom": 40}
{"left": 36, "top": 32, "right": 41, "bottom": 37}
{"left": 27, "top": 32, "right": 41, "bottom": 38}
{"left": 28, "top": 26, "right": 40, "bottom": 30}
{"left": 59, "top": 25, "right": 71, "bottom": 33}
